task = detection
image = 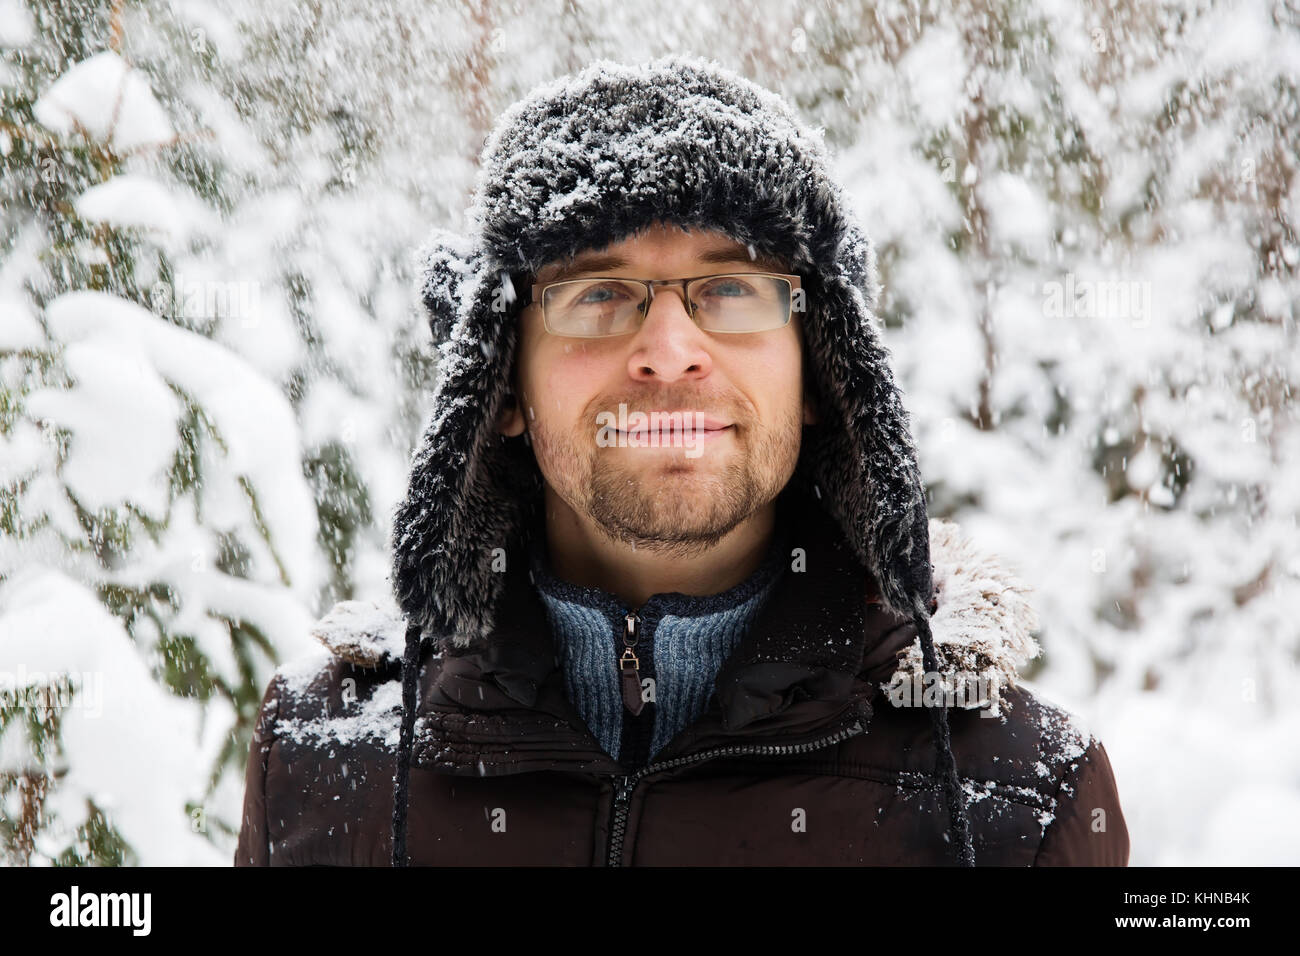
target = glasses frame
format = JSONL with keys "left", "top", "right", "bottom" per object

{"left": 523, "top": 272, "right": 804, "bottom": 338}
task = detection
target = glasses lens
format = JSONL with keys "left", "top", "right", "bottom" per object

{"left": 543, "top": 278, "right": 645, "bottom": 336}
{"left": 689, "top": 274, "right": 791, "bottom": 332}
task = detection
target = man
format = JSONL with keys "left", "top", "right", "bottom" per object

{"left": 235, "top": 54, "right": 1129, "bottom": 866}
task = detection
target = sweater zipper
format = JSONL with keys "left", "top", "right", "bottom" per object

{"left": 605, "top": 709, "right": 868, "bottom": 867}
{"left": 618, "top": 610, "right": 645, "bottom": 716}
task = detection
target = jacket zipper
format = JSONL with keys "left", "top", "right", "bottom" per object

{"left": 605, "top": 709, "right": 868, "bottom": 867}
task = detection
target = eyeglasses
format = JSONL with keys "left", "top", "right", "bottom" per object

{"left": 522, "top": 272, "right": 804, "bottom": 338}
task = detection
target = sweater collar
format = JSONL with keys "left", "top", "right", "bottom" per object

{"left": 526, "top": 511, "right": 790, "bottom": 624}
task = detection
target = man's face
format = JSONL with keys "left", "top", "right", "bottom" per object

{"left": 499, "top": 222, "right": 817, "bottom": 557}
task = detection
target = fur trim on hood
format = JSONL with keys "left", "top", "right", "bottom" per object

{"left": 886, "top": 519, "right": 1041, "bottom": 718}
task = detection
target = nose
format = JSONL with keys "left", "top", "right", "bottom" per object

{"left": 625, "top": 282, "right": 713, "bottom": 383}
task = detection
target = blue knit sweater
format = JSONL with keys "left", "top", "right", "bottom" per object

{"left": 529, "top": 527, "right": 788, "bottom": 765}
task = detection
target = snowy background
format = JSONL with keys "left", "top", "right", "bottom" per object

{"left": 1, "top": 0, "right": 1297, "bottom": 865}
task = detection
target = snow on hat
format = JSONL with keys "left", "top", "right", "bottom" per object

{"left": 388, "top": 53, "right": 975, "bottom": 866}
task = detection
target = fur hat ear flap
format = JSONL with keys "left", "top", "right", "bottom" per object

{"left": 416, "top": 225, "right": 484, "bottom": 344}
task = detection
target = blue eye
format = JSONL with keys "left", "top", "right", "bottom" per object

{"left": 576, "top": 285, "right": 632, "bottom": 305}
{"left": 699, "top": 278, "right": 755, "bottom": 298}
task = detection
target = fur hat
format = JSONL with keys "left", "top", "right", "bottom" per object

{"left": 388, "top": 54, "right": 975, "bottom": 866}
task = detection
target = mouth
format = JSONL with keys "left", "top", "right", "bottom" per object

{"left": 619, "top": 411, "right": 732, "bottom": 435}
{"left": 595, "top": 408, "right": 737, "bottom": 453}
{"left": 618, "top": 417, "right": 734, "bottom": 442}
{"left": 615, "top": 424, "right": 733, "bottom": 444}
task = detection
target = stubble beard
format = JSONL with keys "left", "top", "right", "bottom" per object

{"left": 528, "top": 400, "right": 803, "bottom": 560}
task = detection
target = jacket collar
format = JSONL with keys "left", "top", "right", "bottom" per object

{"left": 309, "top": 491, "right": 1043, "bottom": 774}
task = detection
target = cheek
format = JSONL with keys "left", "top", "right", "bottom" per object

{"left": 738, "top": 336, "right": 804, "bottom": 420}
{"left": 520, "top": 339, "right": 607, "bottom": 430}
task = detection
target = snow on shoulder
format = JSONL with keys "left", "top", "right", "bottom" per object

{"left": 308, "top": 599, "right": 407, "bottom": 669}
{"left": 270, "top": 600, "right": 410, "bottom": 750}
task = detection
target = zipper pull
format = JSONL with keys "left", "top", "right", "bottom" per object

{"left": 620, "top": 611, "right": 645, "bottom": 716}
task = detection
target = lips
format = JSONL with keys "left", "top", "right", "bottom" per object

{"left": 618, "top": 425, "right": 732, "bottom": 440}
{"left": 620, "top": 411, "right": 732, "bottom": 436}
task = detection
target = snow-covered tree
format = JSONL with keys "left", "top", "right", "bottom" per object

{"left": 0, "top": 2, "right": 324, "bottom": 864}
